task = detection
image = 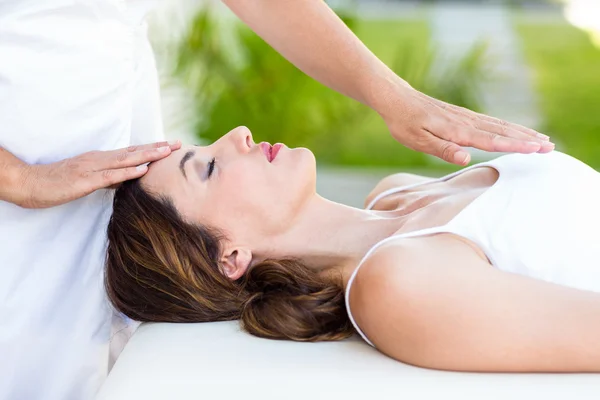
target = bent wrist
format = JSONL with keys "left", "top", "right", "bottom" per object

{"left": 363, "top": 71, "right": 413, "bottom": 119}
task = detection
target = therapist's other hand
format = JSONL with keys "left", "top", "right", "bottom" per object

{"left": 377, "top": 83, "right": 554, "bottom": 165}
{"left": 16, "top": 140, "right": 181, "bottom": 209}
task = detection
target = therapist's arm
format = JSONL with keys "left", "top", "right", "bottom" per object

{"left": 0, "top": 147, "right": 27, "bottom": 205}
{"left": 222, "top": 0, "right": 554, "bottom": 165}
{"left": 0, "top": 142, "right": 180, "bottom": 208}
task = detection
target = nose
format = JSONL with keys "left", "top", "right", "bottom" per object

{"left": 229, "top": 126, "right": 253, "bottom": 154}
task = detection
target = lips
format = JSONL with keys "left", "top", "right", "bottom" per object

{"left": 259, "top": 142, "right": 273, "bottom": 162}
{"left": 259, "top": 142, "right": 283, "bottom": 162}
{"left": 271, "top": 143, "right": 283, "bottom": 161}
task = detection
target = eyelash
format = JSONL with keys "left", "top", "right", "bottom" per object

{"left": 207, "top": 158, "right": 216, "bottom": 178}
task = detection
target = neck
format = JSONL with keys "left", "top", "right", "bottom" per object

{"left": 257, "top": 195, "right": 407, "bottom": 285}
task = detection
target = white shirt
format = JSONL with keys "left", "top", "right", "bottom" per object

{"left": 0, "top": 1, "right": 162, "bottom": 398}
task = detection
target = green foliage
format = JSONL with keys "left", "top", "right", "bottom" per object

{"left": 174, "top": 8, "right": 489, "bottom": 167}
{"left": 515, "top": 21, "right": 600, "bottom": 168}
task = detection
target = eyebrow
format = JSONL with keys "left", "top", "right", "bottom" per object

{"left": 179, "top": 150, "right": 196, "bottom": 179}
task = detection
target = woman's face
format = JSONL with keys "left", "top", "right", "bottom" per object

{"left": 141, "top": 126, "right": 317, "bottom": 244}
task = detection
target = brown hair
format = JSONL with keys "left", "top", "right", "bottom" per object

{"left": 105, "top": 179, "right": 354, "bottom": 341}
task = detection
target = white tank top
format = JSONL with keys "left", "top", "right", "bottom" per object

{"left": 346, "top": 151, "right": 600, "bottom": 347}
{"left": 0, "top": 1, "right": 161, "bottom": 399}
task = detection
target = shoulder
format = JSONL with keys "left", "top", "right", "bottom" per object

{"left": 364, "top": 172, "right": 433, "bottom": 209}
{"left": 348, "top": 234, "right": 600, "bottom": 372}
{"left": 346, "top": 235, "right": 488, "bottom": 361}
{"left": 348, "top": 237, "right": 442, "bottom": 310}
{"left": 347, "top": 238, "right": 438, "bottom": 349}
{"left": 347, "top": 237, "right": 441, "bottom": 328}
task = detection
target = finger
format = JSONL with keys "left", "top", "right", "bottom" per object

{"left": 460, "top": 127, "right": 543, "bottom": 154}
{"left": 472, "top": 119, "right": 555, "bottom": 148}
{"left": 420, "top": 131, "right": 471, "bottom": 166}
{"left": 123, "top": 140, "right": 182, "bottom": 153}
{"left": 474, "top": 114, "right": 548, "bottom": 141}
{"left": 537, "top": 141, "right": 556, "bottom": 153}
{"left": 472, "top": 112, "right": 548, "bottom": 141}
{"left": 425, "top": 114, "right": 544, "bottom": 154}
{"left": 90, "top": 165, "right": 149, "bottom": 191}
{"left": 101, "top": 145, "right": 174, "bottom": 170}
{"left": 430, "top": 97, "right": 549, "bottom": 141}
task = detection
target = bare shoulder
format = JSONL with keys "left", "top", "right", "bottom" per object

{"left": 347, "top": 236, "right": 451, "bottom": 346}
{"left": 349, "top": 234, "right": 468, "bottom": 296}
{"left": 347, "top": 235, "right": 600, "bottom": 372}
{"left": 364, "top": 172, "right": 433, "bottom": 209}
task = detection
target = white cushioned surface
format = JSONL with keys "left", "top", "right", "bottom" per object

{"left": 97, "top": 321, "right": 600, "bottom": 400}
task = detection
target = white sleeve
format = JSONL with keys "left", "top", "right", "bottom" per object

{"left": 108, "top": 311, "right": 142, "bottom": 372}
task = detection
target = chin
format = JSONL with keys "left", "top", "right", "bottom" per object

{"left": 293, "top": 146, "right": 316, "bottom": 174}
{"left": 280, "top": 147, "right": 317, "bottom": 198}
{"left": 297, "top": 147, "right": 317, "bottom": 193}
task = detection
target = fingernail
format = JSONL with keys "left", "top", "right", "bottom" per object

{"left": 157, "top": 146, "right": 169, "bottom": 153}
{"left": 136, "top": 164, "right": 148, "bottom": 172}
{"left": 528, "top": 141, "right": 542, "bottom": 147}
{"left": 454, "top": 152, "right": 469, "bottom": 165}
{"left": 168, "top": 140, "right": 180, "bottom": 146}
{"left": 536, "top": 133, "right": 550, "bottom": 140}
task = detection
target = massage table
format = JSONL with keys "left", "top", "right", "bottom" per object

{"left": 97, "top": 321, "right": 599, "bottom": 399}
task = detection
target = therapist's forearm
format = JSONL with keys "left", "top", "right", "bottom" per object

{"left": 221, "top": 0, "right": 406, "bottom": 112}
{"left": 0, "top": 147, "right": 26, "bottom": 204}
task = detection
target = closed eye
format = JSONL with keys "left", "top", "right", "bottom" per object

{"left": 207, "top": 158, "right": 216, "bottom": 178}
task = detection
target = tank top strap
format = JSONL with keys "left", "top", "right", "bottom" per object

{"left": 345, "top": 226, "right": 448, "bottom": 347}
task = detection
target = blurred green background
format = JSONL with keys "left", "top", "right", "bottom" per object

{"left": 146, "top": 0, "right": 599, "bottom": 172}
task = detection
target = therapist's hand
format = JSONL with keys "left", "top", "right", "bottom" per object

{"left": 377, "top": 83, "right": 555, "bottom": 165}
{"left": 15, "top": 140, "right": 181, "bottom": 209}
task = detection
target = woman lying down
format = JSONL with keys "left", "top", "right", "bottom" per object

{"left": 105, "top": 126, "right": 600, "bottom": 373}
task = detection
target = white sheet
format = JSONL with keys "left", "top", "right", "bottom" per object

{"left": 97, "top": 321, "right": 600, "bottom": 400}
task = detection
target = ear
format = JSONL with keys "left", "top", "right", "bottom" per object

{"left": 220, "top": 246, "right": 253, "bottom": 281}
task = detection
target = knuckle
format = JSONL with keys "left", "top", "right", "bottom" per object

{"left": 126, "top": 145, "right": 138, "bottom": 152}
{"left": 488, "top": 132, "right": 500, "bottom": 142}
{"left": 445, "top": 126, "right": 465, "bottom": 144}
{"left": 439, "top": 142, "right": 455, "bottom": 162}
{"left": 460, "top": 129, "right": 476, "bottom": 148}
{"left": 64, "top": 158, "right": 80, "bottom": 171}
{"left": 101, "top": 169, "right": 114, "bottom": 183}
{"left": 443, "top": 130, "right": 457, "bottom": 143}
{"left": 408, "top": 134, "right": 428, "bottom": 152}
{"left": 116, "top": 151, "right": 129, "bottom": 163}
{"left": 487, "top": 132, "right": 501, "bottom": 150}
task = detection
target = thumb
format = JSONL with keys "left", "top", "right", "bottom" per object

{"left": 428, "top": 135, "right": 471, "bottom": 165}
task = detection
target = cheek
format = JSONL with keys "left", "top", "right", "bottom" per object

{"left": 206, "top": 166, "right": 272, "bottom": 229}
{"left": 224, "top": 165, "right": 269, "bottom": 205}
{"left": 203, "top": 154, "right": 316, "bottom": 236}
